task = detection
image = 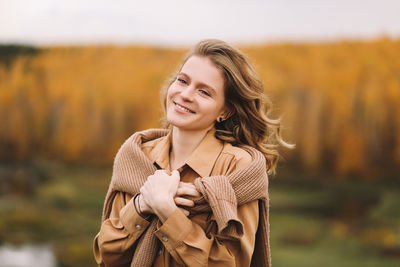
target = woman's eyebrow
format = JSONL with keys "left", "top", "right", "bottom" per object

{"left": 179, "top": 72, "right": 217, "bottom": 95}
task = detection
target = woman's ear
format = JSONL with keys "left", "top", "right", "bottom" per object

{"left": 217, "top": 108, "right": 235, "bottom": 122}
{"left": 223, "top": 108, "right": 235, "bottom": 120}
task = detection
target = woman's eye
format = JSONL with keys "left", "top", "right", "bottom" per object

{"left": 199, "top": 89, "right": 210, "bottom": 96}
{"left": 177, "top": 78, "right": 187, "bottom": 84}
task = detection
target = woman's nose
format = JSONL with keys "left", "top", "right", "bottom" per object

{"left": 180, "top": 86, "right": 195, "bottom": 101}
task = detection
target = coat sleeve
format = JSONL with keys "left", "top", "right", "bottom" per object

{"left": 93, "top": 191, "right": 151, "bottom": 266}
{"left": 153, "top": 199, "right": 259, "bottom": 266}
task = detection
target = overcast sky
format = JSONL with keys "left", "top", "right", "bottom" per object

{"left": 1, "top": 0, "right": 399, "bottom": 47}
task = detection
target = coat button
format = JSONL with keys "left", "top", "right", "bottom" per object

{"left": 162, "top": 236, "right": 168, "bottom": 242}
{"left": 135, "top": 224, "right": 141, "bottom": 230}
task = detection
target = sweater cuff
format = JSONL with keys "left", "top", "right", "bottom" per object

{"left": 119, "top": 196, "right": 150, "bottom": 234}
{"left": 154, "top": 208, "right": 192, "bottom": 251}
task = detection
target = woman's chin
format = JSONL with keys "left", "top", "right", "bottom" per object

{"left": 167, "top": 116, "right": 214, "bottom": 132}
{"left": 167, "top": 118, "right": 188, "bottom": 129}
{"left": 167, "top": 120, "right": 198, "bottom": 132}
{"left": 170, "top": 123, "right": 193, "bottom": 131}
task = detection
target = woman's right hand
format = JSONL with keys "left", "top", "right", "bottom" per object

{"left": 137, "top": 174, "right": 201, "bottom": 219}
{"left": 137, "top": 192, "right": 153, "bottom": 215}
{"left": 139, "top": 170, "right": 180, "bottom": 222}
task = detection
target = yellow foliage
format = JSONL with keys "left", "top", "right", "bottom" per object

{"left": 0, "top": 39, "right": 399, "bottom": 176}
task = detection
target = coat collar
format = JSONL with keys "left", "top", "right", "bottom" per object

{"left": 145, "top": 128, "right": 224, "bottom": 177}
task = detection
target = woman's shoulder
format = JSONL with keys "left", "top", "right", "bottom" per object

{"left": 120, "top": 128, "right": 169, "bottom": 147}
{"left": 219, "top": 142, "right": 253, "bottom": 170}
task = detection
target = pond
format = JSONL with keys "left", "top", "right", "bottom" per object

{"left": 0, "top": 244, "right": 56, "bottom": 267}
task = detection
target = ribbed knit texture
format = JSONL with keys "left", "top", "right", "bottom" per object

{"left": 100, "top": 128, "right": 271, "bottom": 267}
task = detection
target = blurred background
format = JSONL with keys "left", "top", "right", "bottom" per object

{"left": 0, "top": 0, "right": 400, "bottom": 266}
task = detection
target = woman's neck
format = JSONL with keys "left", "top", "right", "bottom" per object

{"left": 169, "top": 126, "right": 212, "bottom": 170}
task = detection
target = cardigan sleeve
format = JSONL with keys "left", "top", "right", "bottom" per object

{"left": 153, "top": 199, "right": 259, "bottom": 266}
{"left": 93, "top": 191, "right": 151, "bottom": 266}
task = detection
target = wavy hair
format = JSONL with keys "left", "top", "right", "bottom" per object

{"left": 160, "top": 39, "right": 294, "bottom": 174}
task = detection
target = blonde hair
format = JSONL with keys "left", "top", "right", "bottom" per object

{"left": 160, "top": 39, "right": 293, "bottom": 174}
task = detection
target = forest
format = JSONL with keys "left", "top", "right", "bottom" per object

{"left": 1, "top": 38, "right": 399, "bottom": 178}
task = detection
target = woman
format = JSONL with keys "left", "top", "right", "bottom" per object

{"left": 93, "top": 39, "right": 292, "bottom": 267}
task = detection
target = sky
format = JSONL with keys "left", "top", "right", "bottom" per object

{"left": 0, "top": 0, "right": 399, "bottom": 47}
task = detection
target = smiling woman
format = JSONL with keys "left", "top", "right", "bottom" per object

{"left": 93, "top": 39, "right": 292, "bottom": 267}
{"left": 165, "top": 55, "right": 227, "bottom": 138}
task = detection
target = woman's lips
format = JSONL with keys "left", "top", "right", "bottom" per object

{"left": 174, "top": 102, "right": 195, "bottom": 113}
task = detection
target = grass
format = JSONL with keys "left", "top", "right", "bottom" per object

{"left": 0, "top": 160, "right": 399, "bottom": 266}
{"left": 0, "top": 160, "right": 110, "bottom": 266}
{"left": 269, "top": 175, "right": 400, "bottom": 267}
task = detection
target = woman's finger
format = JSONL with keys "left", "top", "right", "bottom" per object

{"left": 154, "top": 169, "right": 165, "bottom": 175}
{"left": 176, "top": 186, "right": 201, "bottom": 197}
{"left": 178, "top": 208, "right": 190, "bottom": 217}
{"left": 179, "top": 182, "right": 196, "bottom": 188}
{"left": 174, "top": 197, "right": 194, "bottom": 207}
{"left": 171, "top": 169, "right": 179, "bottom": 177}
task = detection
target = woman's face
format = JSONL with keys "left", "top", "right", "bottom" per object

{"left": 166, "top": 55, "right": 226, "bottom": 132}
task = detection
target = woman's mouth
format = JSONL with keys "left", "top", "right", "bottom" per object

{"left": 174, "top": 102, "right": 195, "bottom": 114}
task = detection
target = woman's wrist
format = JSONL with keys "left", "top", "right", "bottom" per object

{"left": 134, "top": 194, "right": 150, "bottom": 218}
{"left": 152, "top": 198, "right": 177, "bottom": 223}
{"left": 137, "top": 191, "right": 177, "bottom": 222}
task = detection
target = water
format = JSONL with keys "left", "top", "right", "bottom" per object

{"left": 0, "top": 244, "right": 56, "bottom": 267}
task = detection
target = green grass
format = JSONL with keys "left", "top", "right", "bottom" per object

{"left": 0, "top": 160, "right": 110, "bottom": 266}
{"left": 0, "top": 161, "right": 399, "bottom": 266}
{"left": 269, "top": 176, "right": 400, "bottom": 267}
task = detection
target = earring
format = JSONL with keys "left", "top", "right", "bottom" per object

{"left": 218, "top": 117, "right": 223, "bottom": 122}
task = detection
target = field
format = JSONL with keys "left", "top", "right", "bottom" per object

{"left": 1, "top": 160, "right": 399, "bottom": 266}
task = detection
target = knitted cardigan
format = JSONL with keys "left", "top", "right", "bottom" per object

{"left": 100, "top": 128, "right": 271, "bottom": 267}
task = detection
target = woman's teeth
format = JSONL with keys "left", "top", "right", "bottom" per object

{"left": 176, "top": 103, "right": 194, "bottom": 113}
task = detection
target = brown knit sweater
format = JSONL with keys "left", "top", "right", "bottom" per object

{"left": 101, "top": 128, "right": 271, "bottom": 267}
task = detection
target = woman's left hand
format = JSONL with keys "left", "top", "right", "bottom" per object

{"left": 174, "top": 182, "right": 201, "bottom": 208}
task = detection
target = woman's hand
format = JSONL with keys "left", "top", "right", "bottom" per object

{"left": 174, "top": 182, "right": 201, "bottom": 208}
{"left": 139, "top": 170, "right": 180, "bottom": 222}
